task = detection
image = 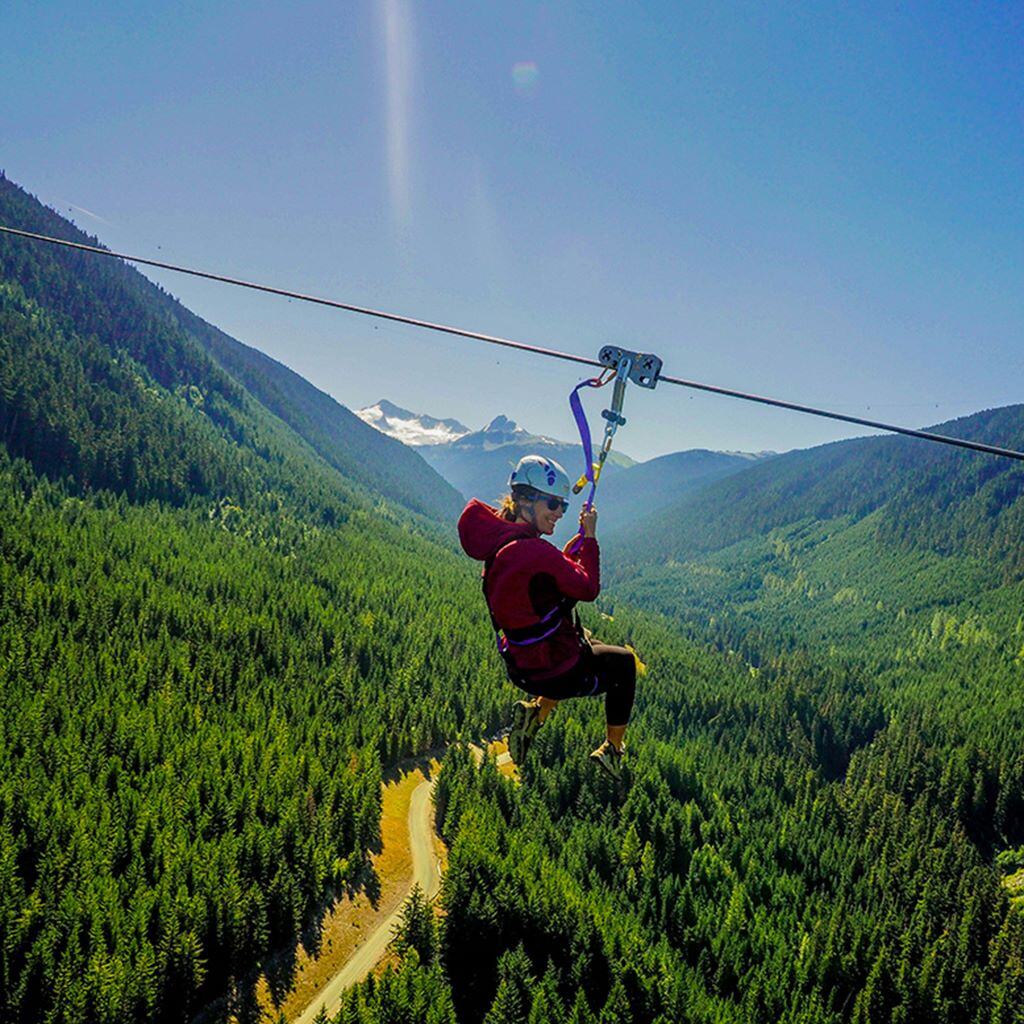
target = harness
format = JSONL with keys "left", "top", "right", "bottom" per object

{"left": 481, "top": 537, "right": 583, "bottom": 681}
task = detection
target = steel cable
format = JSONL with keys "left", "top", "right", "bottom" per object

{"left": 2, "top": 223, "right": 1022, "bottom": 463}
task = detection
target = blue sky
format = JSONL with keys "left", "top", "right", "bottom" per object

{"left": 3, "top": 2, "right": 1022, "bottom": 461}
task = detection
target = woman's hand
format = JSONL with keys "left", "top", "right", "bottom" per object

{"left": 580, "top": 505, "right": 597, "bottom": 538}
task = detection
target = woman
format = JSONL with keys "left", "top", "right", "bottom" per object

{"left": 457, "top": 455, "right": 637, "bottom": 779}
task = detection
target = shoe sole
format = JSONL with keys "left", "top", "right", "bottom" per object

{"left": 508, "top": 702, "right": 535, "bottom": 764}
{"left": 589, "top": 751, "right": 624, "bottom": 781}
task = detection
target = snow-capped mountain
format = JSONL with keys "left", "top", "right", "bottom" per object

{"left": 356, "top": 401, "right": 634, "bottom": 504}
{"left": 452, "top": 414, "right": 565, "bottom": 452}
{"left": 420, "top": 415, "right": 617, "bottom": 505}
{"left": 355, "top": 399, "right": 470, "bottom": 446}
{"left": 354, "top": 400, "right": 766, "bottom": 535}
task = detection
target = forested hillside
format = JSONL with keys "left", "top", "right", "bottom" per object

{"left": 0, "top": 178, "right": 491, "bottom": 1022}
{"left": 331, "top": 600, "right": 1024, "bottom": 1023}
{"left": 597, "top": 448, "right": 764, "bottom": 538}
{"left": 606, "top": 403, "right": 1024, "bottom": 668}
{"left": 0, "top": 174, "right": 461, "bottom": 522}
{"left": 611, "top": 407, "right": 1024, "bottom": 579}
{"left": 1, "top": 176, "right": 1022, "bottom": 1024}
{"left": 0, "top": 448, "right": 508, "bottom": 1023}
{"left": 326, "top": 412, "right": 1024, "bottom": 1021}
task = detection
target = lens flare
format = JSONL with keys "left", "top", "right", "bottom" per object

{"left": 512, "top": 61, "right": 539, "bottom": 96}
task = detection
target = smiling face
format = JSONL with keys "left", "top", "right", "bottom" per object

{"left": 520, "top": 492, "right": 565, "bottom": 535}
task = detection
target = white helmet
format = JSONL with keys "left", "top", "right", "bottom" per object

{"left": 508, "top": 455, "right": 571, "bottom": 500}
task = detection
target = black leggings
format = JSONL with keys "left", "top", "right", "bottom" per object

{"left": 515, "top": 643, "right": 637, "bottom": 727}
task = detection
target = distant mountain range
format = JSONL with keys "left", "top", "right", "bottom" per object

{"left": 357, "top": 400, "right": 636, "bottom": 505}
{"left": 356, "top": 399, "right": 471, "bottom": 446}
{"left": 356, "top": 398, "right": 771, "bottom": 538}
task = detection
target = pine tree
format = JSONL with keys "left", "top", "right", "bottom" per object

{"left": 527, "top": 965, "right": 567, "bottom": 1024}
{"left": 599, "top": 978, "right": 633, "bottom": 1024}
{"left": 483, "top": 945, "right": 533, "bottom": 1024}
{"left": 393, "top": 885, "right": 435, "bottom": 966}
{"left": 567, "top": 988, "right": 598, "bottom": 1024}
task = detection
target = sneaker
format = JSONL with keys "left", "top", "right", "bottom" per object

{"left": 508, "top": 700, "right": 543, "bottom": 764}
{"left": 589, "top": 740, "right": 626, "bottom": 780}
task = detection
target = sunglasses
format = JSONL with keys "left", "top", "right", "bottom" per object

{"left": 529, "top": 492, "right": 568, "bottom": 513}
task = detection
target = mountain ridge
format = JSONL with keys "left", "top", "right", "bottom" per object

{"left": 356, "top": 399, "right": 471, "bottom": 446}
{"left": 597, "top": 447, "right": 774, "bottom": 538}
{"left": 0, "top": 173, "right": 463, "bottom": 522}
{"left": 610, "top": 403, "right": 1024, "bottom": 577}
{"left": 355, "top": 397, "right": 630, "bottom": 502}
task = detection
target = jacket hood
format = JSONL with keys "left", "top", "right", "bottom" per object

{"left": 458, "top": 499, "right": 538, "bottom": 561}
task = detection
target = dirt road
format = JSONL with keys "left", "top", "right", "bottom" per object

{"left": 294, "top": 777, "right": 441, "bottom": 1024}
{"left": 294, "top": 747, "right": 511, "bottom": 1023}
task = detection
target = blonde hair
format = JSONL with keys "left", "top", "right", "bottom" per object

{"left": 499, "top": 486, "right": 538, "bottom": 522}
{"left": 498, "top": 492, "right": 518, "bottom": 521}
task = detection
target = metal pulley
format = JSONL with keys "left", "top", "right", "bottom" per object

{"left": 571, "top": 346, "right": 662, "bottom": 494}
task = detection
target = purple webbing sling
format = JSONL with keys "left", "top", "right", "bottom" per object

{"left": 567, "top": 377, "right": 601, "bottom": 555}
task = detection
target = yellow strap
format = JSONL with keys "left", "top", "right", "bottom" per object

{"left": 573, "top": 462, "right": 603, "bottom": 492}
{"left": 626, "top": 645, "right": 647, "bottom": 676}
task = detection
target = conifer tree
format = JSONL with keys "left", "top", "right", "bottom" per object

{"left": 483, "top": 945, "right": 533, "bottom": 1024}
{"left": 599, "top": 978, "right": 633, "bottom": 1024}
{"left": 567, "top": 987, "right": 598, "bottom": 1024}
{"left": 393, "top": 885, "right": 435, "bottom": 966}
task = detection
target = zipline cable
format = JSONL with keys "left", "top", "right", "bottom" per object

{"left": 654, "top": 371, "right": 1024, "bottom": 462}
{"left": 2, "top": 223, "right": 1023, "bottom": 464}
{"left": 0, "top": 225, "right": 602, "bottom": 372}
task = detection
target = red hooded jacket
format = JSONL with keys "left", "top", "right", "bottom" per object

{"left": 458, "top": 499, "right": 600, "bottom": 679}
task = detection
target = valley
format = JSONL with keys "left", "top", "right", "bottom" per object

{"left": 1, "top": 174, "right": 1022, "bottom": 1024}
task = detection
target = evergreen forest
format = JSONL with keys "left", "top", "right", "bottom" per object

{"left": 0, "top": 174, "right": 1022, "bottom": 1024}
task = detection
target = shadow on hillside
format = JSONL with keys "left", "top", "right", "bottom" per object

{"left": 381, "top": 747, "right": 442, "bottom": 787}
{"left": 192, "top": 751, "right": 444, "bottom": 1024}
{"left": 261, "top": 934, "right": 301, "bottom": 1011}
{"left": 260, "top": 857, "right": 384, "bottom": 1010}
{"left": 192, "top": 873, "right": 370, "bottom": 1024}
{"left": 227, "top": 985, "right": 262, "bottom": 1024}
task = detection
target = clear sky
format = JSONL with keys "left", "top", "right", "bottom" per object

{"left": 3, "top": 2, "right": 1022, "bottom": 461}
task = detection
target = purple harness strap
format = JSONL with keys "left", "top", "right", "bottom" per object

{"left": 497, "top": 602, "right": 566, "bottom": 651}
{"left": 567, "top": 377, "right": 601, "bottom": 555}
